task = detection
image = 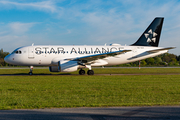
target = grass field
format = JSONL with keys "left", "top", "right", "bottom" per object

{"left": 0, "top": 68, "right": 180, "bottom": 109}
{"left": 0, "top": 67, "right": 180, "bottom": 75}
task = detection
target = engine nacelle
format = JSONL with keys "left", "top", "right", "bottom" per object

{"left": 49, "top": 60, "right": 79, "bottom": 72}
{"left": 49, "top": 66, "right": 60, "bottom": 72}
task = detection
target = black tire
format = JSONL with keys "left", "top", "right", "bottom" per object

{"left": 29, "top": 72, "right": 33, "bottom": 75}
{"left": 79, "top": 70, "right": 85, "bottom": 75}
{"left": 87, "top": 70, "right": 94, "bottom": 75}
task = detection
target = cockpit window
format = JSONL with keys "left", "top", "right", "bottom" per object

{"left": 11, "top": 50, "right": 17, "bottom": 54}
{"left": 12, "top": 50, "right": 22, "bottom": 54}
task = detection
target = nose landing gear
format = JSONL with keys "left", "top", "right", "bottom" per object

{"left": 29, "top": 66, "right": 33, "bottom": 75}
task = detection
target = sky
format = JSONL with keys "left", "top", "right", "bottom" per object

{"left": 0, "top": 0, "right": 180, "bottom": 55}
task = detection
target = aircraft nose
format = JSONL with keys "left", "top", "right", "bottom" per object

{"left": 4, "top": 55, "right": 12, "bottom": 64}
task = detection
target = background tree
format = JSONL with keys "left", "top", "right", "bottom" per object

{"left": 0, "top": 49, "right": 9, "bottom": 66}
{"left": 146, "top": 58, "right": 154, "bottom": 65}
{"left": 140, "top": 60, "right": 147, "bottom": 66}
{"left": 0, "top": 49, "right": 9, "bottom": 58}
{"left": 154, "top": 57, "right": 162, "bottom": 65}
{"left": 161, "top": 53, "right": 176, "bottom": 63}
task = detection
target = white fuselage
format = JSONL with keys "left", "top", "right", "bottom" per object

{"left": 5, "top": 45, "right": 168, "bottom": 67}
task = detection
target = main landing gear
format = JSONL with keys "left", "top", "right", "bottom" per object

{"left": 29, "top": 66, "right": 33, "bottom": 75}
{"left": 79, "top": 69, "right": 94, "bottom": 75}
{"left": 79, "top": 69, "right": 85, "bottom": 75}
{"left": 87, "top": 70, "right": 94, "bottom": 75}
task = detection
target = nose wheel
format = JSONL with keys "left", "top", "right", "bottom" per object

{"left": 29, "top": 72, "right": 33, "bottom": 75}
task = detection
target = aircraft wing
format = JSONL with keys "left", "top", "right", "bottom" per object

{"left": 147, "top": 47, "right": 175, "bottom": 53}
{"left": 68, "top": 50, "right": 131, "bottom": 62}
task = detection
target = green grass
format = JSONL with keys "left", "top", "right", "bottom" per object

{"left": 0, "top": 73, "right": 180, "bottom": 109}
{"left": 0, "top": 67, "right": 180, "bottom": 75}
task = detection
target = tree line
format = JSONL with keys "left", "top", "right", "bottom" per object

{"left": 116, "top": 53, "right": 180, "bottom": 67}
{"left": 0, "top": 49, "right": 9, "bottom": 66}
{"left": 0, "top": 48, "right": 180, "bottom": 67}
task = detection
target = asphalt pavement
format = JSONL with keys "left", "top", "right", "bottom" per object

{"left": 0, "top": 106, "right": 180, "bottom": 120}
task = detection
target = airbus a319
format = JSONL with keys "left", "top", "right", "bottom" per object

{"left": 4, "top": 17, "right": 175, "bottom": 75}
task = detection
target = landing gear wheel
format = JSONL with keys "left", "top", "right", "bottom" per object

{"left": 79, "top": 69, "right": 85, "bottom": 75}
{"left": 87, "top": 70, "right": 94, "bottom": 75}
{"left": 29, "top": 66, "right": 33, "bottom": 75}
{"left": 29, "top": 72, "right": 33, "bottom": 75}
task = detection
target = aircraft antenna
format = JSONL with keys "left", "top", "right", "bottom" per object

{"left": 32, "top": 43, "right": 34, "bottom": 46}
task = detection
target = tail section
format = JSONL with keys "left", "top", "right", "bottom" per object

{"left": 132, "top": 17, "right": 164, "bottom": 47}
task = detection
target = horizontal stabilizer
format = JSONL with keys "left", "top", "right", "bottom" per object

{"left": 147, "top": 47, "right": 175, "bottom": 53}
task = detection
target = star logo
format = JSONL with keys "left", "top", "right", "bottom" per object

{"left": 144, "top": 29, "right": 158, "bottom": 43}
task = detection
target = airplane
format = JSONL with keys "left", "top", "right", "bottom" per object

{"left": 4, "top": 17, "right": 175, "bottom": 75}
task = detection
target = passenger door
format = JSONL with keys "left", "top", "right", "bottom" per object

{"left": 28, "top": 47, "right": 34, "bottom": 59}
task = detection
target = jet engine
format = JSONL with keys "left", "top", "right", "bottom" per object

{"left": 49, "top": 60, "right": 79, "bottom": 72}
